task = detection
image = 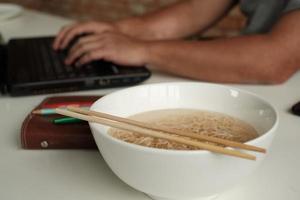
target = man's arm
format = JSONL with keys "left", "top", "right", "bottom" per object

{"left": 53, "top": 0, "right": 234, "bottom": 49}
{"left": 116, "top": 0, "right": 235, "bottom": 40}
{"left": 66, "top": 10, "right": 300, "bottom": 84}
{"left": 143, "top": 10, "right": 300, "bottom": 84}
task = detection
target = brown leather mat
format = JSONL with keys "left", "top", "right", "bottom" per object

{"left": 21, "top": 96, "right": 102, "bottom": 149}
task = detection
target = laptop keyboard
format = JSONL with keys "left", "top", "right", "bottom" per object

{"left": 43, "top": 38, "right": 119, "bottom": 80}
{"left": 11, "top": 37, "right": 119, "bottom": 82}
{"left": 0, "top": 45, "right": 7, "bottom": 92}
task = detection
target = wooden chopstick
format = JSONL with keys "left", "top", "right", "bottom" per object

{"left": 67, "top": 106, "right": 266, "bottom": 153}
{"left": 56, "top": 108, "right": 256, "bottom": 161}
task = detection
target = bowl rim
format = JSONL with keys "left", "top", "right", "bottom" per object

{"left": 89, "top": 81, "right": 279, "bottom": 155}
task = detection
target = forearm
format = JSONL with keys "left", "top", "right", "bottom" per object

{"left": 115, "top": 0, "right": 234, "bottom": 40}
{"left": 145, "top": 35, "right": 298, "bottom": 84}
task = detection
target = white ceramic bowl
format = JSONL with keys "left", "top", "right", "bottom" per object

{"left": 89, "top": 82, "right": 278, "bottom": 200}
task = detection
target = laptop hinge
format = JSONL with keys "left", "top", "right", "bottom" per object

{"left": 0, "top": 44, "right": 7, "bottom": 94}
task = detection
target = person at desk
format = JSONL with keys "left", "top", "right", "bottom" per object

{"left": 53, "top": 0, "right": 300, "bottom": 84}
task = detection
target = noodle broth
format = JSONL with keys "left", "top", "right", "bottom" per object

{"left": 109, "top": 109, "right": 258, "bottom": 150}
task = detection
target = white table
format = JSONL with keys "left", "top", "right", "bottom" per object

{"left": 0, "top": 9, "right": 300, "bottom": 200}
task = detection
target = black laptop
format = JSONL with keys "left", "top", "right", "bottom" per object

{"left": 0, "top": 36, "right": 151, "bottom": 96}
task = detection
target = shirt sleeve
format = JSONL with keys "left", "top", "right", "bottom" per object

{"left": 284, "top": 0, "right": 300, "bottom": 13}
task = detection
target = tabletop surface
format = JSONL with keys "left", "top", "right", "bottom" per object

{"left": 0, "top": 8, "right": 300, "bottom": 200}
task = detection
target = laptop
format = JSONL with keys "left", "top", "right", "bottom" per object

{"left": 0, "top": 36, "right": 151, "bottom": 96}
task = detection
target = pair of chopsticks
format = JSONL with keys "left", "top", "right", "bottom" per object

{"left": 56, "top": 107, "right": 266, "bottom": 161}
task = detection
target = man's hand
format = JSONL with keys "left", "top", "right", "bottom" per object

{"left": 64, "top": 31, "right": 149, "bottom": 67}
{"left": 53, "top": 21, "right": 117, "bottom": 50}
